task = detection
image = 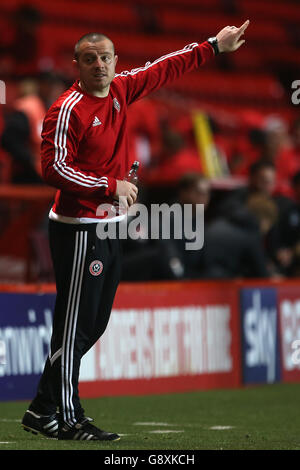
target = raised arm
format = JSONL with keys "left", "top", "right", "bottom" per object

{"left": 116, "top": 20, "right": 250, "bottom": 105}
{"left": 116, "top": 41, "right": 214, "bottom": 105}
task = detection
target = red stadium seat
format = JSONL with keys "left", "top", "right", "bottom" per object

{"left": 32, "top": 1, "right": 140, "bottom": 29}
{"left": 239, "top": 0, "right": 300, "bottom": 22}
{"left": 0, "top": 0, "right": 297, "bottom": 123}
{"left": 165, "top": 71, "right": 286, "bottom": 107}
{"left": 159, "top": 12, "right": 288, "bottom": 44}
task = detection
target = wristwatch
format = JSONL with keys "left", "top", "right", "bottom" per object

{"left": 207, "top": 37, "right": 220, "bottom": 55}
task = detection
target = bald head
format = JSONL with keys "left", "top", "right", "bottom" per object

{"left": 74, "top": 32, "right": 114, "bottom": 61}
{"left": 73, "top": 32, "right": 118, "bottom": 98}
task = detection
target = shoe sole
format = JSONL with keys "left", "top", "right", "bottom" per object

{"left": 22, "top": 424, "right": 57, "bottom": 439}
{"left": 57, "top": 434, "right": 121, "bottom": 441}
{"left": 57, "top": 436, "right": 121, "bottom": 441}
{"left": 22, "top": 425, "right": 121, "bottom": 442}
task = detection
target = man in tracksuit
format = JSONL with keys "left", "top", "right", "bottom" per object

{"left": 22, "top": 20, "right": 249, "bottom": 441}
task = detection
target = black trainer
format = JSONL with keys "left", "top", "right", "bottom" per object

{"left": 58, "top": 417, "right": 120, "bottom": 441}
{"left": 22, "top": 410, "right": 59, "bottom": 438}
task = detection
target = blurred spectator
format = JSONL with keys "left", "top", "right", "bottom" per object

{"left": 224, "top": 112, "right": 265, "bottom": 176}
{"left": 122, "top": 172, "right": 270, "bottom": 281}
{"left": 168, "top": 173, "right": 270, "bottom": 279}
{"left": 121, "top": 172, "right": 210, "bottom": 281}
{"left": 245, "top": 194, "right": 281, "bottom": 276}
{"left": 227, "top": 116, "right": 300, "bottom": 198}
{"left": 127, "top": 98, "right": 162, "bottom": 172}
{"left": 143, "top": 113, "right": 203, "bottom": 186}
{"left": 196, "top": 196, "right": 270, "bottom": 280}
{"left": 218, "top": 160, "right": 279, "bottom": 208}
{"left": 256, "top": 117, "right": 299, "bottom": 197}
{"left": 292, "top": 170, "right": 300, "bottom": 204}
{"left": 277, "top": 170, "right": 300, "bottom": 276}
{"left": 166, "top": 173, "right": 212, "bottom": 280}
{"left": 1, "top": 78, "right": 44, "bottom": 183}
{"left": 227, "top": 159, "right": 294, "bottom": 214}
{"left": 37, "top": 71, "right": 68, "bottom": 110}
{"left": 247, "top": 160, "right": 277, "bottom": 197}
{"left": 218, "top": 160, "right": 294, "bottom": 275}
{"left": 291, "top": 117, "right": 300, "bottom": 158}
{"left": 247, "top": 194, "right": 278, "bottom": 236}
{"left": 1, "top": 72, "right": 66, "bottom": 184}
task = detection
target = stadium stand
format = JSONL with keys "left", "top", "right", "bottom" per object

{"left": 0, "top": 0, "right": 299, "bottom": 281}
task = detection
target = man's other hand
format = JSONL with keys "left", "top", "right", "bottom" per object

{"left": 114, "top": 180, "right": 138, "bottom": 209}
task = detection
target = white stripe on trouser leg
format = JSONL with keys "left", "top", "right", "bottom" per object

{"left": 63, "top": 231, "right": 88, "bottom": 425}
{"left": 49, "top": 347, "right": 62, "bottom": 366}
{"left": 67, "top": 231, "right": 88, "bottom": 424}
{"left": 61, "top": 231, "right": 80, "bottom": 426}
{"left": 61, "top": 231, "right": 87, "bottom": 426}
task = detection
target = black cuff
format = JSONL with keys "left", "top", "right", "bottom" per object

{"left": 207, "top": 37, "right": 220, "bottom": 55}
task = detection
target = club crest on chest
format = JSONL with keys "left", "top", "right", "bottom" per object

{"left": 113, "top": 97, "right": 120, "bottom": 113}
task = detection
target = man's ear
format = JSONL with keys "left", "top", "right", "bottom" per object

{"left": 72, "top": 59, "right": 79, "bottom": 71}
{"left": 114, "top": 55, "right": 118, "bottom": 67}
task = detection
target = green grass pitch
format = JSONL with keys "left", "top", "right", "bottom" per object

{"left": 0, "top": 383, "right": 299, "bottom": 450}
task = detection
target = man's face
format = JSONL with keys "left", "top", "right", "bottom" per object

{"left": 74, "top": 39, "right": 118, "bottom": 95}
{"left": 180, "top": 180, "right": 211, "bottom": 209}
{"left": 250, "top": 168, "right": 276, "bottom": 196}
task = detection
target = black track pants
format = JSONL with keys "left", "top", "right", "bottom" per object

{"left": 30, "top": 220, "right": 122, "bottom": 425}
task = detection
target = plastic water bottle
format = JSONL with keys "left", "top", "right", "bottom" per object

{"left": 125, "top": 161, "right": 139, "bottom": 185}
{"left": 113, "top": 161, "right": 139, "bottom": 216}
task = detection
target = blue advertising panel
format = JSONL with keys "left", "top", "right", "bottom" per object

{"left": 240, "top": 287, "right": 281, "bottom": 384}
{"left": 0, "top": 293, "right": 55, "bottom": 400}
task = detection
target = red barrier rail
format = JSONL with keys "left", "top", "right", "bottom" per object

{"left": 0, "top": 278, "right": 299, "bottom": 294}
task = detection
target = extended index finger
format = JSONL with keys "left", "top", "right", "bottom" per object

{"left": 238, "top": 19, "right": 250, "bottom": 34}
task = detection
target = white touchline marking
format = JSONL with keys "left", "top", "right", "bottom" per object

{"left": 209, "top": 426, "right": 235, "bottom": 430}
{"left": 148, "top": 430, "right": 184, "bottom": 434}
{"left": 0, "top": 442, "right": 16, "bottom": 444}
{"left": 134, "top": 422, "right": 178, "bottom": 426}
{"left": 118, "top": 434, "right": 131, "bottom": 436}
{"left": 0, "top": 419, "right": 21, "bottom": 422}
